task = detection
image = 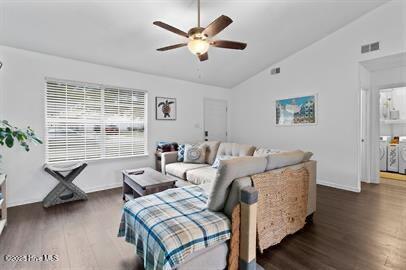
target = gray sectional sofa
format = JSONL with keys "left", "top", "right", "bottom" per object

{"left": 161, "top": 141, "right": 316, "bottom": 217}
{"left": 160, "top": 141, "right": 316, "bottom": 269}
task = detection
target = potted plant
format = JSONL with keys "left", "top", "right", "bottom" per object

{"left": 0, "top": 120, "right": 42, "bottom": 172}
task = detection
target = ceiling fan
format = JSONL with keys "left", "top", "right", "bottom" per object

{"left": 153, "top": 0, "right": 247, "bottom": 61}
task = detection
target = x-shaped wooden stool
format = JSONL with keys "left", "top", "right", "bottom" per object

{"left": 43, "top": 163, "right": 88, "bottom": 208}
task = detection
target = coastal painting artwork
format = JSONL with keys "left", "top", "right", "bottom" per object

{"left": 276, "top": 94, "right": 317, "bottom": 126}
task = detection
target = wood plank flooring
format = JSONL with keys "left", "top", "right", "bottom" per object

{"left": 0, "top": 180, "right": 405, "bottom": 270}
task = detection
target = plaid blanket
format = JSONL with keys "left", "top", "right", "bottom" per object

{"left": 118, "top": 185, "right": 231, "bottom": 270}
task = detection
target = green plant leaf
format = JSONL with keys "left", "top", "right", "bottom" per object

{"left": 5, "top": 135, "right": 14, "bottom": 148}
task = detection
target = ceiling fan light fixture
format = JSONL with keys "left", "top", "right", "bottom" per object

{"left": 187, "top": 38, "right": 209, "bottom": 55}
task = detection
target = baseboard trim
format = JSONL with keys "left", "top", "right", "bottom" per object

{"left": 317, "top": 181, "right": 361, "bottom": 193}
{"left": 8, "top": 182, "right": 122, "bottom": 207}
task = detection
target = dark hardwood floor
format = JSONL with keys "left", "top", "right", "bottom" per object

{"left": 0, "top": 180, "right": 405, "bottom": 270}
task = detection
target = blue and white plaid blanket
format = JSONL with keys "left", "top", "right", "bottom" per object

{"left": 118, "top": 185, "right": 231, "bottom": 270}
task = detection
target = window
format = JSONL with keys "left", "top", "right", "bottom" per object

{"left": 45, "top": 79, "right": 147, "bottom": 163}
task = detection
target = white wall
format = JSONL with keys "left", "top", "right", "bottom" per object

{"left": 0, "top": 45, "right": 230, "bottom": 206}
{"left": 229, "top": 0, "right": 405, "bottom": 192}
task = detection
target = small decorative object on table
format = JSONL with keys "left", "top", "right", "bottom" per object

{"left": 156, "top": 97, "right": 176, "bottom": 120}
{"left": 42, "top": 163, "right": 88, "bottom": 207}
{"left": 122, "top": 167, "right": 175, "bottom": 201}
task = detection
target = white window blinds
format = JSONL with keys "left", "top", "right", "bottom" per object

{"left": 45, "top": 79, "right": 146, "bottom": 163}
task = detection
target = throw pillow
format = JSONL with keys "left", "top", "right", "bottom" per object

{"left": 177, "top": 144, "right": 185, "bottom": 162}
{"left": 183, "top": 144, "right": 207, "bottom": 164}
{"left": 212, "top": 155, "right": 234, "bottom": 169}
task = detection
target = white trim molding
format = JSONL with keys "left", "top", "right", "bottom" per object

{"left": 317, "top": 180, "right": 361, "bottom": 193}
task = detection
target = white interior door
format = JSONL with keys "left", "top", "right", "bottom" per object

{"left": 360, "top": 88, "right": 370, "bottom": 182}
{"left": 204, "top": 98, "right": 228, "bottom": 142}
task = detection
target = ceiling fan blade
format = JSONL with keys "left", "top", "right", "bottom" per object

{"left": 202, "top": 15, "right": 233, "bottom": 37}
{"left": 156, "top": 43, "right": 187, "bottom": 51}
{"left": 153, "top": 21, "right": 189, "bottom": 38}
{"left": 198, "top": 52, "right": 208, "bottom": 61}
{"left": 211, "top": 40, "right": 247, "bottom": 50}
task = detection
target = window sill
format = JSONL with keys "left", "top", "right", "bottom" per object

{"left": 46, "top": 153, "right": 150, "bottom": 165}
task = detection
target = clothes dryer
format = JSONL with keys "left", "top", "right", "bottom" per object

{"left": 379, "top": 136, "right": 389, "bottom": 172}
{"left": 399, "top": 137, "right": 406, "bottom": 175}
{"left": 379, "top": 140, "right": 388, "bottom": 171}
{"left": 387, "top": 144, "right": 399, "bottom": 172}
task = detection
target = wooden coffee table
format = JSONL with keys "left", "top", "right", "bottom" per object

{"left": 122, "top": 167, "right": 176, "bottom": 201}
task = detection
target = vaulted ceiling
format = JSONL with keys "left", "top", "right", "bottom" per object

{"left": 0, "top": 0, "right": 390, "bottom": 88}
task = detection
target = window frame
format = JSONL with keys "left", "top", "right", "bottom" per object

{"left": 44, "top": 77, "right": 149, "bottom": 164}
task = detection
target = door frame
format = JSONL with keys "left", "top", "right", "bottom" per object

{"left": 203, "top": 98, "right": 229, "bottom": 142}
{"left": 359, "top": 88, "right": 371, "bottom": 183}
{"left": 358, "top": 83, "right": 406, "bottom": 186}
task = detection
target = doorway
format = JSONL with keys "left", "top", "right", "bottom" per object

{"left": 203, "top": 98, "right": 228, "bottom": 142}
{"left": 359, "top": 52, "right": 406, "bottom": 186}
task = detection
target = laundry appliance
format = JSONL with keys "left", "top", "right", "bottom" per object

{"left": 387, "top": 144, "right": 399, "bottom": 172}
{"left": 379, "top": 136, "right": 389, "bottom": 171}
{"left": 399, "top": 137, "right": 406, "bottom": 175}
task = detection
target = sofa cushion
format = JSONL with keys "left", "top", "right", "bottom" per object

{"left": 186, "top": 166, "right": 217, "bottom": 185}
{"left": 223, "top": 176, "right": 253, "bottom": 218}
{"left": 216, "top": 143, "right": 256, "bottom": 158}
{"left": 208, "top": 156, "right": 267, "bottom": 211}
{"left": 200, "top": 141, "right": 221, "bottom": 165}
{"left": 183, "top": 144, "right": 207, "bottom": 164}
{"left": 166, "top": 162, "right": 209, "bottom": 179}
{"left": 266, "top": 150, "right": 305, "bottom": 170}
{"left": 253, "top": 147, "right": 284, "bottom": 157}
{"left": 212, "top": 155, "right": 236, "bottom": 169}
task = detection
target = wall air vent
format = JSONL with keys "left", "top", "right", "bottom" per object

{"left": 361, "top": 41, "right": 380, "bottom": 54}
{"left": 270, "top": 67, "right": 280, "bottom": 75}
{"left": 361, "top": 44, "right": 370, "bottom": 54}
{"left": 370, "top": 42, "right": 380, "bottom": 51}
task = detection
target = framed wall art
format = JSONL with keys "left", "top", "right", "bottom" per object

{"left": 276, "top": 94, "right": 317, "bottom": 126}
{"left": 156, "top": 97, "right": 176, "bottom": 120}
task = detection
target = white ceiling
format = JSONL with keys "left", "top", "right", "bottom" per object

{"left": 0, "top": 0, "right": 389, "bottom": 88}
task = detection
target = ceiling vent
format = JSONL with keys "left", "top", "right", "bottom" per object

{"left": 270, "top": 67, "right": 280, "bottom": 75}
{"left": 361, "top": 41, "right": 380, "bottom": 54}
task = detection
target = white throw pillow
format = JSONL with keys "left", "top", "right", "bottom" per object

{"left": 183, "top": 144, "right": 207, "bottom": 164}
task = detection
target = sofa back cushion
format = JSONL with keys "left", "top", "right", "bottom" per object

{"left": 216, "top": 143, "right": 256, "bottom": 158}
{"left": 207, "top": 156, "right": 267, "bottom": 211}
{"left": 266, "top": 150, "right": 305, "bottom": 170}
{"left": 253, "top": 147, "right": 284, "bottom": 157}
{"left": 200, "top": 141, "right": 221, "bottom": 165}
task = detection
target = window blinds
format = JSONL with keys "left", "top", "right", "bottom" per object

{"left": 45, "top": 79, "right": 146, "bottom": 163}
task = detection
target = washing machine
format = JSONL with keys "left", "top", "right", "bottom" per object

{"left": 399, "top": 137, "right": 406, "bottom": 175}
{"left": 379, "top": 137, "right": 388, "bottom": 171}
{"left": 387, "top": 144, "right": 399, "bottom": 172}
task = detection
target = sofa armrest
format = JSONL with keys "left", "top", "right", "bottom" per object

{"left": 239, "top": 187, "right": 258, "bottom": 270}
{"left": 161, "top": 151, "right": 178, "bottom": 175}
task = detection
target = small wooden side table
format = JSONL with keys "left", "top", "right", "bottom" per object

{"left": 122, "top": 167, "right": 176, "bottom": 201}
